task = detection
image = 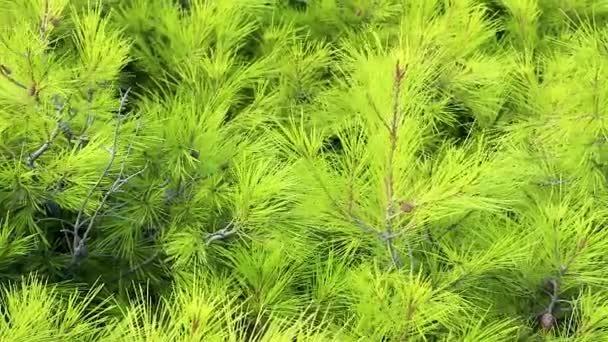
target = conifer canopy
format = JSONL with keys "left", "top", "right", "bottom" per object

{"left": 1, "top": 0, "right": 608, "bottom": 340}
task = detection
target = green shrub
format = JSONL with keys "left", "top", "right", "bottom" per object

{"left": 1, "top": 0, "right": 608, "bottom": 340}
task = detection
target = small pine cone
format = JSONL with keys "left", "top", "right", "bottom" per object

{"left": 27, "top": 84, "right": 38, "bottom": 97}
{"left": 49, "top": 16, "right": 61, "bottom": 27}
{"left": 540, "top": 312, "right": 555, "bottom": 330}
{"left": 400, "top": 201, "right": 415, "bottom": 213}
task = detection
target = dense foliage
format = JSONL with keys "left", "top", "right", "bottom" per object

{"left": 1, "top": 0, "right": 608, "bottom": 340}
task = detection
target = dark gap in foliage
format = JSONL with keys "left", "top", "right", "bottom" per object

{"left": 174, "top": 0, "right": 191, "bottom": 12}
{"left": 435, "top": 0, "right": 448, "bottom": 16}
{"left": 321, "top": 124, "right": 369, "bottom": 156}
{"left": 534, "top": 56, "right": 545, "bottom": 85}
{"left": 482, "top": 0, "right": 508, "bottom": 43}
{"left": 223, "top": 87, "right": 256, "bottom": 125}
{"left": 45, "top": 26, "right": 71, "bottom": 54}
{"left": 118, "top": 60, "right": 155, "bottom": 102}
{"left": 320, "top": 134, "right": 344, "bottom": 154}
{"left": 239, "top": 27, "right": 266, "bottom": 62}
{"left": 286, "top": 0, "right": 308, "bottom": 12}
{"left": 119, "top": 27, "right": 178, "bottom": 100}
{"left": 494, "top": 27, "right": 507, "bottom": 43}
{"left": 435, "top": 98, "right": 477, "bottom": 145}
{"left": 489, "top": 102, "right": 512, "bottom": 128}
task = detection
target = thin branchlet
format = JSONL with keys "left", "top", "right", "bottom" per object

{"left": 40, "top": 0, "right": 50, "bottom": 40}
{"left": 308, "top": 163, "right": 378, "bottom": 236}
{"left": 206, "top": 220, "right": 238, "bottom": 245}
{"left": 381, "top": 60, "right": 407, "bottom": 271}
{"left": 539, "top": 242, "right": 587, "bottom": 330}
{"left": 0, "top": 64, "right": 28, "bottom": 89}
{"left": 71, "top": 88, "right": 133, "bottom": 265}
{"left": 110, "top": 250, "right": 160, "bottom": 282}
{"left": 367, "top": 92, "right": 391, "bottom": 132}
{"left": 346, "top": 153, "right": 360, "bottom": 215}
{"left": 435, "top": 211, "right": 474, "bottom": 241}
{"left": 539, "top": 275, "right": 562, "bottom": 330}
{"left": 80, "top": 165, "right": 148, "bottom": 243}
{"left": 80, "top": 93, "right": 147, "bottom": 246}
{"left": 27, "top": 96, "right": 75, "bottom": 168}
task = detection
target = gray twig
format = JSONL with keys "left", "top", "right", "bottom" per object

{"left": 535, "top": 177, "right": 568, "bottom": 187}
{"left": 538, "top": 265, "right": 569, "bottom": 330}
{"left": 205, "top": 220, "right": 238, "bottom": 245}
{"left": 80, "top": 164, "right": 147, "bottom": 244}
{"left": 71, "top": 88, "right": 131, "bottom": 265}
{"left": 538, "top": 277, "right": 560, "bottom": 330}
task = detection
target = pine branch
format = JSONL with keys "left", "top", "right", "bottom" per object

{"left": 308, "top": 136, "right": 409, "bottom": 270}
{"left": 382, "top": 60, "right": 407, "bottom": 271}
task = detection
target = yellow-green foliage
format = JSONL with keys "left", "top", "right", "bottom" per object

{"left": 1, "top": 0, "right": 608, "bottom": 340}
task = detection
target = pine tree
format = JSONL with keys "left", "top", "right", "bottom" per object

{"left": 1, "top": 0, "right": 608, "bottom": 340}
